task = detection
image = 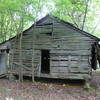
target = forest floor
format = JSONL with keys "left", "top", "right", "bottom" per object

{"left": 0, "top": 72, "right": 100, "bottom": 100}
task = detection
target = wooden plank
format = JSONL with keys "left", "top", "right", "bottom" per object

{"left": 51, "top": 67, "right": 69, "bottom": 73}
{"left": 50, "top": 50, "right": 91, "bottom": 55}
{"left": 35, "top": 45, "right": 91, "bottom": 50}
{"left": 13, "top": 62, "right": 32, "bottom": 71}
{"left": 52, "top": 37, "right": 93, "bottom": 41}
{"left": 50, "top": 61, "right": 89, "bottom": 67}
{"left": 50, "top": 72, "right": 90, "bottom": 79}
{"left": 50, "top": 55, "right": 89, "bottom": 61}
{"left": 35, "top": 42, "right": 92, "bottom": 46}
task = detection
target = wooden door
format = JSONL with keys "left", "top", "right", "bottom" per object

{"left": 41, "top": 50, "right": 50, "bottom": 74}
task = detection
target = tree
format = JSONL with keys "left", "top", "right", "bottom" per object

{"left": 0, "top": 0, "right": 100, "bottom": 43}
{"left": 51, "top": 0, "right": 100, "bottom": 37}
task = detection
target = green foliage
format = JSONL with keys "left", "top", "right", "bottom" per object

{"left": 0, "top": 0, "right": 100, "bottom": 43}
{"left": 0, "top": 0, "right": 40, "bottom": 42}
{"left": 51, "top": 0, "right": 100, "bottom": 38}
{"left": 51, "top": 0, "right": 86, "bottom": 27}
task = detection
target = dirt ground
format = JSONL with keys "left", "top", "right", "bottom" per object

{"left": 0, "top": 72, "right": 100, "bottom": 100}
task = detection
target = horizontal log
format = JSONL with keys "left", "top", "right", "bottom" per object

{"left": 51, "top": 67, "right": 69, "bottom": 73}
{"left": 51, "top": 55, "right": 89, "bottom": 59}
{"left": 50, "top": 50, "right": 91, "bottom": 55}
{"left": 35, "top": 45, "right": 91, "bottom": 50}
{"left": 13, "top": 62, "right": 32, "bottom": 71}
{"left": 50, "top": 61, "right": 89, "bottom": 67}
{"left": 51, "top": 66, "right": 89, "bottom": 73}
{"left": 50, "top": 73, "right": 91, "bottom": 79}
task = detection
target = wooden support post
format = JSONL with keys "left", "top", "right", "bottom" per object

{"left": 10, "top": 50, "right": 13, "bottom": 80}
{"left": 32, "top": 39, "right": 34, "bottom": 82}
{"left": 68, "top": 56, "right": 71, "bottom": 73}
{"left": 31, "top": 29, "right": 35, "bottom": 82}
{"left": 9, "top": 49, "right": 15, "bottom": 81}
{"left": 5, "top": 51, "right": 8, "bottom": 76}
{"left": 31, "top": 17, "right": 38, "bottom": 82}
{"left": 78, "top": 56, "right": 81, "bottom": 72}
{"left": 32, "top": 50, "right": 34, "bottom": 82}
{"left": 84, "top": 78, "right": 91, "bottom": 90}
{"left": 19, "top": 38, "right": 23, "bottom": 82}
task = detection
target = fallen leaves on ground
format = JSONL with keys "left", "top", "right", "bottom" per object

{"left": 0, "top": 79, "right": 99, "bottom": 100}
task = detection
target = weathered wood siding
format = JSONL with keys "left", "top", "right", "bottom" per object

{"left": 10, "top": 17, "right": 96, "bottom": 79}
{"left": 0, "top": 52, "right": 7, "bottom": 75}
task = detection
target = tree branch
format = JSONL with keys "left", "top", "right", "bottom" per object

{"left": 81, "top": 0, "right": 89, "bottom": 30}
{"left": 91, "top": 20, "right": 100, "bottom": 34}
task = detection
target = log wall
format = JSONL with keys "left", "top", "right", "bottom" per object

{"left": 9, "top": 16, "right": 97, "bottom": 79}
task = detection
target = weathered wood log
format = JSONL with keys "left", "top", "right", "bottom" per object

{"left": 13, "top": 62, "right": 32, "bottom": 71}
{"left": 8, "top": 16, "right": 97, "bottom": 80}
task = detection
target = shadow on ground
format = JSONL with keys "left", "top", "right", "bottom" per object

{"left": 21, "top": 76, "right": 85, "bottom": 86}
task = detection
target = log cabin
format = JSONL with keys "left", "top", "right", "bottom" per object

{"left": 6, "top": 15, "right": 100, "bottom": 81}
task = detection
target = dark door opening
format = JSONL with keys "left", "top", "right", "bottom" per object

{"left": 41, "top": 50, "right": 50, "bottom": 74}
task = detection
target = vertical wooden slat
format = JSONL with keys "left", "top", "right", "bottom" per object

{"left": 68, "top": 56, "right": 71, "bottom": 73}
{"left": 19, "top": 34, "right": 23, "bottom": 82}
{"left": 9, "top": 49, "right": 14, "bottom": 80}
{"left": 31, "top": 26, "right": 35, "bottom": 82}
{"left": 78, "top": 56, "right": 81, "bottom": 72}
{"left": 38, "top": 50, "right": 41, "bottom": 76}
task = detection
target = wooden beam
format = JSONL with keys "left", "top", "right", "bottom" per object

{"left": 13, "top": 62, "right": 32, "bottom": 71}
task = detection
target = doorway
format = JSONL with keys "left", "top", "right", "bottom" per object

{"left": 41, "top": 50, "right": 50, "bottom": 74}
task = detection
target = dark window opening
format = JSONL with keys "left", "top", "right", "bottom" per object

{"left": 41, "top": 50, "right": 50, "bottom": 74}
{"left": 40, "top": 32, "right": 52, "bottom": 35}
{"left": 6, "top": 49, "right": 9, "bottom": 53}
{"left": 36, "top": 23, "right": 53, "bottom": 35}
{"left": 1, "top": 50, "right": 5, "bottom": 53}
{"left": 36, "top": 23, "right": 53, "bottom": 26}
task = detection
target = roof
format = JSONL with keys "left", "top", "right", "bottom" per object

{"left": 0, "top": 40, "right": 11, "bottom": 50}
{"left": 0, "top": 45, "right": 7, "bottom": 50}
{"left": 35, "top": 15, "right": 100, "bottom": 41}
{"left": 0, "top": 14, "right": 100, "bottom": 45}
